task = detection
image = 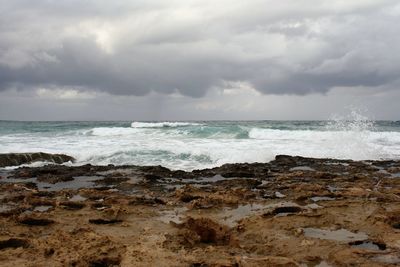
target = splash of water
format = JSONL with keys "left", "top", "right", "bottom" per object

{"left": 325, "top": 107, "right": 378, "bottom": 160}
{"left": 326, "top": 107, "right": 375, "bottom": 132}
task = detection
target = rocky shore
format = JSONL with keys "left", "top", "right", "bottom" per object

{"left": 0, "top": 155, "right": 399, "bottom": 266}
{"left": 0, "top": 152, "right": 74, "bottom": 168}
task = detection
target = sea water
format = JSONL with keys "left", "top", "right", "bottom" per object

{"left": 1, "top": 116, "right": 400, "bottom": 170}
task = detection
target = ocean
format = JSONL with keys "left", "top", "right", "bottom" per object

{"left": 1, "top": 118, "right": 400, "bottom": 170}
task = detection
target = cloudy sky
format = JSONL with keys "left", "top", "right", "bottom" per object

{"left": 0, "top": 0, "right": 399, "bottom": 120}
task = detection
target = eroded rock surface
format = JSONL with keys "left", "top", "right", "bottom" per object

{"left": 0, "top": 155, "right": 399, "bottom": 266}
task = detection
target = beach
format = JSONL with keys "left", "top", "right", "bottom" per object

{"left": 0, "top": 154, "right": 399, "bottom": 266}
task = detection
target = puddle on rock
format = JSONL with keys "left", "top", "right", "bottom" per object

{"left": 1, "top": 176, "right": 105, "bottom": 191}
{"left": 157, "top": 207, "right": 188, "bottom": 224}
{"left": 33, "top": 205, "right": 53, "bottom": 212}
{"left": 372, "top": 255, "right": 400, "bottom": 264}
{"left": 96, "top": 168, "right": 135, "bottom": 176}
{"left": 305, "top": 203, "right": 322, "bottom": 210}
{"left": 176, "top": 175, "right": 229, "bottom": 183}
{"left": 303, "top": 228, "right": 368, "bottom": 242}
{"left": 41, "top": 176, "right": 104, "bottom": 191}
{"left": 390, "top": 172, "right": 400, "bottom": 178}
{"left": 0, "top": 204, "right": 16, "bottom": 213}
{"left": 350, "top": 240, "right": 386, "bottom": 251}
{"left": 69, "top": 194, "right": 87, "bottom": 202}
{"left": 310, "top": 196, "right": 336, "bottom": 202}
{"left": 219, "top": 201, "right": 300, "bottom": 227}
{"left": 327, "top": 185, "right": 341, "bottom": 193}
{"left": 325, "top": 162, "right": 349, "bottom": 167}
{"left": 161, "top": 175, "right": 233, "bottom": 190}
{"left": 289, "top": 166, "right": 316, "bottom": 172}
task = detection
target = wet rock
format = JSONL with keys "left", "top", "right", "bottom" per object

{"left": 237, "top": 256, "right": 300, "bottom": 267}
{"left": 128, "top": 196, "right": 166, "bottom": 205}
{"left": 33, "top": 191, "right": 56, "bottom": 198}
{"left": 0, "top": 152, "right": 75, "bottom": 167}
{"left": 263, "top": 206, "right": 303, "bottom": 217}
{"left": 91, "top": 203, "right": 112, "bottom": 210}
{"left": 1, "top": 155, "right": 400, "bottom": 266}
{"left": 0, "top": 238, "right": 30, "bottom": 250}
{"left": 88, "top": 218, "right": 123, "bottom": 225}
{"left": 59, "top": 201, "right": 85, "bottom": 210}
{"left": 180, "top": 194, "right": 203, "bottom": 203}
{"left": 18, "top": 216, "right": 55, "bottom": 226}
{"left": 382, "top": 210, "right": 400, "bottom": 229}
{"left": 88, "top": 256, "right": 121, "bottom": 267}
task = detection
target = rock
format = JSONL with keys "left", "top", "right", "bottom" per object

{"left": 176, "top": 217, "right": 234, "bottom": 246}
{"left": 238, "top": 256, "right": 301, "bottom": 267}
{"left": 0, "top": 152, "right": 75, "bottom": 167}
{"left": 18, "top": 216, "right": 55, "bottom": 226}
{"left": 88, "top": 218, "right": 123, "bottom": 225}
{"left": 0, "top": 238, "right": 30, "bottom": 250}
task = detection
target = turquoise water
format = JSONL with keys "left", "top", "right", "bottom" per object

{"left": 1, "top": 120, "right": 400, "bottom": 170}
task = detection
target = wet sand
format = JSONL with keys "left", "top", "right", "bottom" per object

{"left": 0, "top": 155, "right": 399, "bottom": 266}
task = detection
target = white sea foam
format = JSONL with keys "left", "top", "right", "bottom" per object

{"left": 130, "top": 121, "right": 201, "bottom": 128}
{"left": 85, "top": 127, "right": 142, "bottom": 136}
{"left": 1, "top": 114, "right": 400, "bottom": 170}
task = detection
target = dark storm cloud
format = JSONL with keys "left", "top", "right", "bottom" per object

{"left": 0, "top": 0, "right": 399, "bottom": 97}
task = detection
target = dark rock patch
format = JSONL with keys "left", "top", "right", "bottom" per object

{"left": 59, "top": 201, "right": 85, "bottom": 210}
{"left": 128, "top": 196, "right": 166, "bottom": 205}
{"left": 263, "top": 206, "right": 303, "bottom": 217}
{"left": 0, "top": 152, "right": 74, "bottom": 167}
{"left": 179, "top": 194, "right": 202, "bottom": 203}
{"left": 18, "top": 217, "right": 55, "bottom": 226}
{"left": 392, "top": 222, "right": 400, "bottom": 229}
{"left": 88, "top": 256, "right": 121, "bottom": 267}
{"left": 0, "top": 238, "right": 30, "bottom": 250}
{"left": 88, "top": 219, "right": 123, "bottom": 225}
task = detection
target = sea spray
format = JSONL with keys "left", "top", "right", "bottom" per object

{"left": 324, "top": 108, "right": 379, "bottom": 160}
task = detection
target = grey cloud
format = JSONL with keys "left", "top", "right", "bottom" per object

{"left": 0, "top": 0, "right": 399, "bottom": 97}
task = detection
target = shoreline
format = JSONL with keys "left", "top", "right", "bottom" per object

{"left": 0, "top": 155, "right": 399, "bottom": 266}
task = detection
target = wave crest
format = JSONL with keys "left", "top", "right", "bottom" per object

{"left": 131, "top": 122, "right": 201, "bottom": 128}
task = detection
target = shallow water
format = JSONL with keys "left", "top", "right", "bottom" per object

{"left": 68, "top": 194, "right": 87, "bottom": 202}
{"left": 218, "top": 201, "right": 300, "bottom": 227}
{"left": 350, "top": 241, "right": 385, "bottom": 251}
{"left": 303, "top": 228, "right": 368, "bottom": 242}
{"left": 310, "top": 196, "right": 336, "bottom": 202}
{"left": 33, "top": 205, "right": 53, "bottom": 212}
{"left": 157, "top": 207, "right": 188, "bottom": 224}
{"left": 0, "top": 176, "right": 104, "bottom": 191}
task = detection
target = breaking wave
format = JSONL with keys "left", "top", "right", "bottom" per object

{"left": 130, "top": 122, "right": 201, "bottom": 128}
{"left": 1, "top": 111, "right": 400, "bottom": 170}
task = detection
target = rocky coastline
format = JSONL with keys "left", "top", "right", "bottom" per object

{"left": 0, "top": 152, "right": 74, "bottom": 168}
{"left": 0, "top": 154, "right": 399, "bottom": 266}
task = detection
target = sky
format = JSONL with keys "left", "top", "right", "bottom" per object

{"left": 0, "top": 0, "right": 399, "bottom": 121}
